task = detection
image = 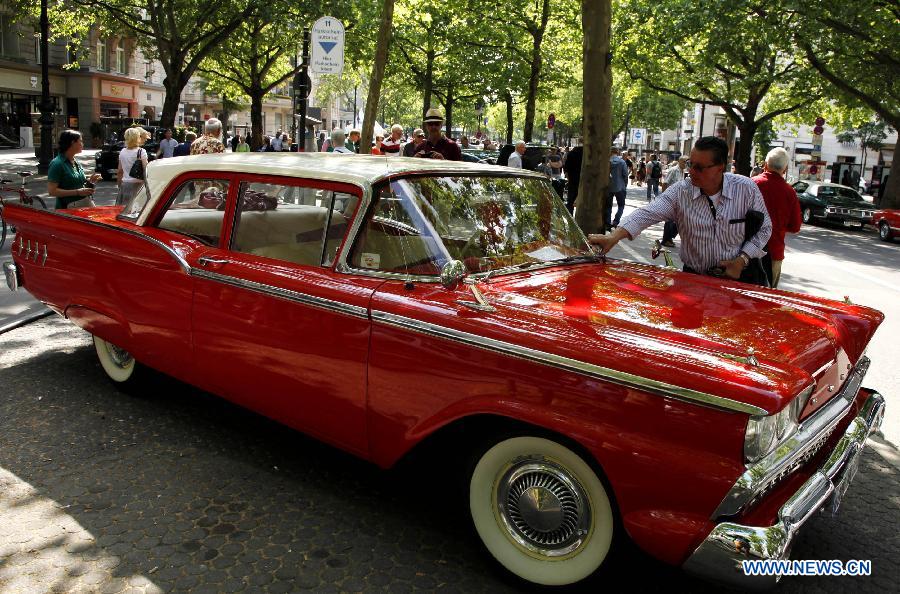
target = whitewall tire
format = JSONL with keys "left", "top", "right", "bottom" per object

{"left": 93, "top": 335, "right": 137, "bottom": 383}
{"left": 469, "top": 436, "right": 614, "bottom": 586}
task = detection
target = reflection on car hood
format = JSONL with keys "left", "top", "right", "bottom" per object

{"left": 476, "top": 260, "right": 882, "bottom": 412}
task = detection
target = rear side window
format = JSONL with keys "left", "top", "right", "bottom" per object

{"left": 793, "top": 182, "right": 809, "bottom": 194}
{"left": 229, "top": 180, "right": 358, "bottom": 267}
{"left": 157, "top": 178, "right": 230, "bottom": 246}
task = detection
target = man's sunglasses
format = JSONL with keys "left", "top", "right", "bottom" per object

{"left": 689, "top": 162, "right": 720, "bottom": 172}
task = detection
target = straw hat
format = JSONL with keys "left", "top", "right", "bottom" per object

{"left": 423, "top": 108, "right": 444, "bottom": 123}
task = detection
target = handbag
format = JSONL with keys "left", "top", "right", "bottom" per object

{"left": 129, "top": 148, "right": 145, "bottom": 180}
{"left": 737, "top": 210, "right": 770, "bottom": 287}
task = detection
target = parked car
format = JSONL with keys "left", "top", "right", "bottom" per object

{"left": 461, "top": 148, "right": 499, "bottom": 165}
{"left": 793, "top": 180, "right": 876, "bottom": 229}
{"left": 496, "top": 143, "right": 554, "bottom": 169}
{"left": 872, "top": 208, "right": 900, "bottom": 242}
{"left": 94, "top": 125, "right": 162, "bottom": 181}
{"left": 3, "top": 154, "right": 886, "bottom": 589}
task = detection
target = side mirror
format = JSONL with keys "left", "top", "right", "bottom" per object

{"left": 440, "top": 260, "right": 467, "bottom": 291}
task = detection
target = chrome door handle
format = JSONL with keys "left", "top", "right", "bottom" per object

{"left": 198, "top": 256, "right": 229, "bottom": 266}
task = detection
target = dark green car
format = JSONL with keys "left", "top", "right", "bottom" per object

{"left": 792, "top": 180, "right": 875, "bottom": 229}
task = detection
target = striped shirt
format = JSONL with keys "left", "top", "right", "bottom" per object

{"left": 620, "top": 173, "right": 772, "bottom": 273}
{"left": 381, "top": 136, "right": 402, "bottom": 154}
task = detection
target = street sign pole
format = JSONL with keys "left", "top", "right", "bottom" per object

{"left": 294, "top": 27, "right": 310, "bottom": 153}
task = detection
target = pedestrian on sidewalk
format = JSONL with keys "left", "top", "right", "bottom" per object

{"left": 660, "top": 156, "right": 687, "bottom": 246}
{"left": 646, "top": 153, "right": 662, "bottom": 200}
{"left": 753, "top": 147, "right": 801, "bottom": 288}
{"left": 636, "top": 157, "right": 646, "bottom": 186}
{"left": 507, "top": 141, "right": 525, "bottom": 169}
{"left": 563, "top": 141, "right": 583, "bottom": 213}
{"left": 604, "top": 146, "right": 630, "bottom": 231}
{"left": 190, "top": 118, "right": 225, "bottom": 155}
{"left": 156, "top": 129, "right": 178, "bottom": 159}
{"left": 47, "top": 130, "right": 101, "bottom": 209}
{"left": 116, "top": 127, "right": 150, "bottom": 206}
{"left": 173, "top": 131, "right": 196, "bottom": 156}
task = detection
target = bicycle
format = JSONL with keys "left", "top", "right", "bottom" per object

{"left": 0, "top": 171, "right": 47, "bottom": 250}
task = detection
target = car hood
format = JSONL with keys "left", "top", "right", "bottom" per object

{"left": 473, "top": 260, "right": 883, "bottom": 414}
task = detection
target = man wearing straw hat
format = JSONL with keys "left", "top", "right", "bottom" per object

{"left": 414, "top": 108, "right": 461, "bottom": 161}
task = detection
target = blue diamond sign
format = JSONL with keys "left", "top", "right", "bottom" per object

{"left": 311, "top": 17, "right": 345, "bottom": 75}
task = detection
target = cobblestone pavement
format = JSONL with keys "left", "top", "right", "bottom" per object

{"left": 1, "top": 317, "right": 898, "bottom": 593}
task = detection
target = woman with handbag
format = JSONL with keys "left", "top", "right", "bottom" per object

{"left": 47, "top": 130, "right": 102, "bottom": 209}
{"left": 116, "top": 127, "right": 150, "bottom": 206}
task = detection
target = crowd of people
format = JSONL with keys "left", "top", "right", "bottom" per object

{"left": 47, "top": 111, "right": 806, "bottom": 291}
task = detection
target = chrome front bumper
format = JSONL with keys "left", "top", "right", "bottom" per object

{"left": 683, "top": 390, "right": 885, "bottom": 590}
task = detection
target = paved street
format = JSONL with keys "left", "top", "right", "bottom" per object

{"left": 1, "top": 317, "right": 898, "bottom": 593}
{"left": 1, "top": 150, "right": 899, "bottom": 592}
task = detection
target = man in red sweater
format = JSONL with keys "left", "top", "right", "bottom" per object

{"left": 753, "top": 147, "right": 801, "bottom": 288}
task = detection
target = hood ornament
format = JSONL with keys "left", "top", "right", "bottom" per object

{"left": 651, "top": 239, "right": 675, "bottom": 269}
{"left": 720, "top": 347, "right": 759, "bottom": 367}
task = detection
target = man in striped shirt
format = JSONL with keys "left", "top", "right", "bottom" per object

{"left": 382, "top": 124, "right": 404, "bottom": 155}
{"left": 590, "top": 136, "right": 771, "bottom": 282}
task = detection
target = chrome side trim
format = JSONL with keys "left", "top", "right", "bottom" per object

{"left": 712, "top": 357, "right": 870, "bottom": 519}
{"left": 191, "top": 268, "right": 369, "bottom": 319}
{"left": 683, "top": 391, "right": 884, "bottom": 591}
{"left": 12, "top": 208, "right": 191, "bottom": 273}
{"left": 371, "top": 310, "right": 767, "bottom": 415}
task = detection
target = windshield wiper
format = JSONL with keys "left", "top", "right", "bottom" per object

{"left": 551, "top": 253, "right": 603, "bottom": 265}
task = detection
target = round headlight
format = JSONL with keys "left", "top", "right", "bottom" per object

{"left": 745, "top": 415, "right": 778, "bottom": 463}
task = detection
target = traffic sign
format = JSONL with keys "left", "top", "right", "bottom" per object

{"left": 548, "top": 113, "right": 555, "bottom": 129}
{"left": 815, "top": 117, "right": 826, "bottom": 126}
{"left": 630, "top": 128, "right": 646, "bottom": 145}
{"left": 310, "top": 17, "right": 344, "bottom": 75}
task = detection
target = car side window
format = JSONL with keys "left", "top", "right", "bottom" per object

{"left": 817, "top": 186, "right": 835, "bottom": 199}
{"left": 230, "top": 181, "right": 358, "bottom": 267}
{"left": 836, "top": 187, "right": 862, "bottom": 201}
{"left": 157, "top": 178, "right": 230, "bottom": 246}
{"left": 793, "top": 182, "right": 808, "bottom": 195}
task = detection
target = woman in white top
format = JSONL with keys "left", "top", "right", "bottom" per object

{"left": 116, "top": 127, "right": 150, "bottom": 206}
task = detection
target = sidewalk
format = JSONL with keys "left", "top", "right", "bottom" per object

{"left": 0, "top": 149, "right": 116, "bottom": 333}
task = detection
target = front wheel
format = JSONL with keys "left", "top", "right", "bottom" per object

{"left": 0, "top": 215, "right": 6, "bottom": 250}
{"left": 880, "top": 221, "right": 894, "bottom": 242}
{"left": 469, "top": 436, "right": 614, "bottom": 586}
{"left": 801, "top": 207, "right": 813, "bottom": 224}
{"left": 93, "top": 335, "right": 139, "bottom": 384}
{"left": 27, "top": 195, "right": 47, "bottom": 210}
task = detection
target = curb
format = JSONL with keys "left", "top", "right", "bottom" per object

{"left": 0, "top": 308, "right": 54, "bottom": 335}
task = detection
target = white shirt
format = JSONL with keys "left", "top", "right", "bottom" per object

{"left": 158, "top": 138, "right": 178, "bottom": 158}
{"left": 620, "top": 173, "right": 772, "bottom": 273}
{"left": 507, "top": 152, "right": 523, "bottom": 169}
{"left": 332, "top": 146, "right": 354, "bottom": 154}
{"left": 664, "top": 165, "right": 685, "bottom": 186}
{"left": 118, "top": 147, "right": 146, "bottom": 183}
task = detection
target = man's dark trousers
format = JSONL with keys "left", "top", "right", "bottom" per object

{"left": 604, "top": 190, "right": 627, "bottom": 229}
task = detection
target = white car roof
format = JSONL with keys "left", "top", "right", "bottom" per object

{"left": 140, "top": 152, "right": 535, "bottom": 225}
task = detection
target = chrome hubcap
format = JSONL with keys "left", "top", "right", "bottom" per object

{"left": 106, "top": 343, "right": 133, "bottom": 368}
{"left": 497, "top": 460, "right": 590, "bottom": 557}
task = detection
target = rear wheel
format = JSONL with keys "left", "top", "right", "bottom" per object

{"left": 29, "top": 195, "right": 47, "bottom": 210}
{"left": 880, "top": 221, "right": 894, "bottom": 242}
{"left": 801, "top": 207, "right": 813, "bottom": 224}
{"left": 468, "top": 436, "right": 614, "bottom": 586}
{"left": 93, "top": 335, "right": 139, "bottom": 384}
{"left": 0, "top": 215, "right": 6, "bottom": 250}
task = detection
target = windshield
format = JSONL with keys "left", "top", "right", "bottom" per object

{"left": 349, "top": 175, "right": 592, "bottom": 277}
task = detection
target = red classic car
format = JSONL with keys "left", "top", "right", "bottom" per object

{"left": 2, "top": 154, "right": 886, "bottom": 589}
{"left": 873, "top": 208, "right": 900, "bottom": 242}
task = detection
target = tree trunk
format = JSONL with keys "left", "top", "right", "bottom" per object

{"left": 250, "top": 92, "right": 264, "bottom": 151}
{"left": 879, "top": 167, "right": 900, "bottom": 209}
{"left": 522, "top": 0, "right": 550, "bottom": 143}
{"left": 361, "top": 0, "right": 394, "bottom": 155}
{"left": 422, "top": 49, "right": 434, "bottom": 117}
{"left": 735, "top": 121, "right": 757, "bottom": 176}
{"left": 160, "top": 77, "right": 184, "bottom": 130}
{"left": 505, "top": 91, "right": 513, "bottom": 144}
{"left": 575, "top": 0, "right": 612, "bottom": 234}
{"left": 445, "top": 85, "right": 454, "bottom": 138}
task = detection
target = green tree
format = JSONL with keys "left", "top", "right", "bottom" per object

{"left": 360, "top": 0, "right": 395, "bottom": 154}
{"left": 76, "top": 0, "right": 260, "bottom": 128}
{"left": 786, "top": 0, "right": 900, "bottom": 206}
{"left": 616, "top": 0, "right": 821, "bottom": 175}
{"left": 575, "top": 0, "right": 612, "bottom": 234}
